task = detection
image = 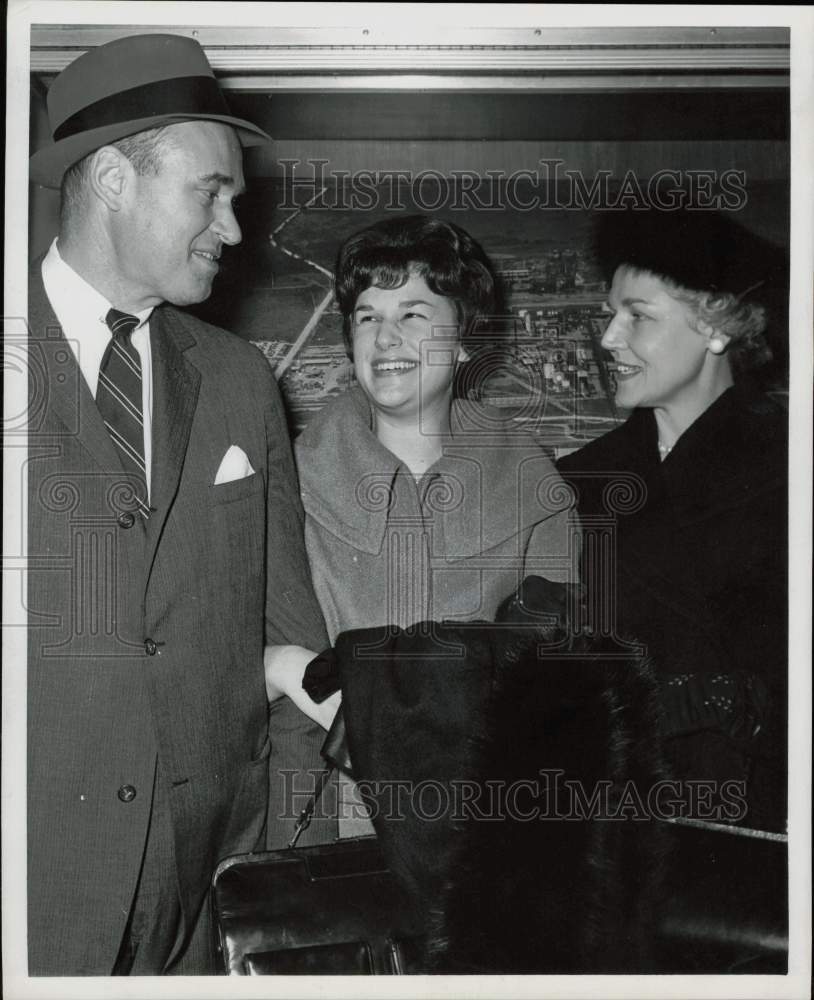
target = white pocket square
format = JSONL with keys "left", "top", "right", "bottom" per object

{"left": 214, "top": 445, "right": 255, "bottom": 485}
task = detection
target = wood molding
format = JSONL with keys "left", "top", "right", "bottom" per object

{"left": 30, "top": 24, "right": 790, "bottom": 82}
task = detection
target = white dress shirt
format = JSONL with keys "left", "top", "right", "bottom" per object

{"left": 41, "top": 239, "right": 154, "bottom": 499}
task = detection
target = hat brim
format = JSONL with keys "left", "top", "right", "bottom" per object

{"left": 29, "top": 113, "right": 271, "bottom": 189}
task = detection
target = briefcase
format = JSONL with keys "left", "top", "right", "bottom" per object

{"left": 213, "top": 707, "right": 427, "bottom": 975}
{"left": 212, "top": 836, "right": 426, "bottom": 975}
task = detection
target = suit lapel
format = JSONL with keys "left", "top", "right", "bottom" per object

{"left": 29, "top": 267, "right": 123, "bottom": 473}
{"left": 143, "top": 307, "right": 201, "bottom": 579}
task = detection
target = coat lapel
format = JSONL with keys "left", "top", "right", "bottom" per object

{"left": 439, "top": 401, "right": 569, "bottom": 559}
{"left": 143, "top": 307, "right": 201, "bottom": 578}
{"left": 296, "top": 388, "right": 397, "bottom": 555}
{"left": 28, "top": 267, "right": 123, "bottom": 473}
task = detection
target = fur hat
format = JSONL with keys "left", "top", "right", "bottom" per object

{"left": 30, "top": 33, "right": 270, "bottom": 188}
{"left": 593, "top": 208, "right": 787, "bottom": 301}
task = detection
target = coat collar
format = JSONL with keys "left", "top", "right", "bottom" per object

{"left": 296, "top": 387, "right": 566, "bottom": 558}
{"left": 296, "top": 388, "right": 397, "bottom": 554}
{"left": 562, "top": 383, "right": 786, "bottom": 522}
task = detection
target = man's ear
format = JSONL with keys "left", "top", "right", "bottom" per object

{"left": 88, "top": 146, "right": 132, "bottom": 212}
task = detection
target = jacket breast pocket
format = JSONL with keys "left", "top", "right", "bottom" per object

{"left": 209, "top": 471, "right": 263, "bottom": 507}
{"left": 206, "top": 472, "right": 265, "bottom": 619}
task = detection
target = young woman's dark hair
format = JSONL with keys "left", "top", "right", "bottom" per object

{"left": 335, "top": 214, "right": 497, "bottom": 355}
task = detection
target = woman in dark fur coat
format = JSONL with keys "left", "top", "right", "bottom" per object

{"left": 557, "top": 210, "right": 788, "bottom": 832}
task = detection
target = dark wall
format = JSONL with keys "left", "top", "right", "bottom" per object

{"left": 28, "top": 84, "right": 791, "bottom": 261}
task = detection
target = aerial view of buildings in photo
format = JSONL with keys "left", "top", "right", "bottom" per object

{"left": 253, "top": 277, "right": 620, "bottom": 456}
{"left": 197, "top": 174, "right": 787, "bottom": 449}
{"left": 236, "top": 181, "right": 624, "bottom": 456}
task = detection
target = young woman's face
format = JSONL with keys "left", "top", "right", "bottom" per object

{"left": 601, "top": 266, "right": 720, "bottom": 413}
{"left": 350, "top": 273, "right": 465, "bottom": 421}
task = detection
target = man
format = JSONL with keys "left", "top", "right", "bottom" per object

{"left": 27, "top": 33, "right": 329, "bottom": 975}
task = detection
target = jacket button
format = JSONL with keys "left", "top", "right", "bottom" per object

{"left": 117, "top": 785, "right": 137, "bottom": 803}
{"left": 144, "top": 638, "right": 157, "bottom": 656}
{"left": 117, "top": 511, "right": 135, "bottom": 529}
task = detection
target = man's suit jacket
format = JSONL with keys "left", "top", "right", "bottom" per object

{"left": 26, "top": 270, "right": 329, "bottom": 975}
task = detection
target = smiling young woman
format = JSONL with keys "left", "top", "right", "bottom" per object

{"left": 294, "top": 214, "right": 577, "bottom": 640}
{"left": 348, "top": 273, "right": 464, "bottom": 470}
{"left": 265, "top": 215, "right": 578, "bottom": 841}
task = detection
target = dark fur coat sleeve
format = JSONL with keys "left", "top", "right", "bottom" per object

{"left": 335, "top": 609, "right": 671, "bottom": 974}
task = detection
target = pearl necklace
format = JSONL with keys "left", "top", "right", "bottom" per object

{"left": 657, "top": 440, "right": 673, "bottom": 459}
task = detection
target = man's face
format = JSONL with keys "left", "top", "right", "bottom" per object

{"left": 113, "top": 121, "right": 245, "bottom": 309}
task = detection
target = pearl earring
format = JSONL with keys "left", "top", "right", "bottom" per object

{"left": 709, "top": 337, "right": 725, "bottom": 354}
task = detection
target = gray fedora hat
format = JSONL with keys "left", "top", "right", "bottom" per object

{"left": 30, "top": 33, "right": 271, "bottom": 188}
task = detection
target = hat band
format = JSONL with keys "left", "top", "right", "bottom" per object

{"left": 53, "top": 75, "right": 231, "bottom": 141}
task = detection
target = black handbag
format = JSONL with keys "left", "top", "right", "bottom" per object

{"left": 212, "top": 837, "right": 426, "bottom": 975}
{"left": 212, "top": 711, "right": 427, "bottom": 975}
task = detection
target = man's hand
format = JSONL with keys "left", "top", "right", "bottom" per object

{"left": 264, "top": 644, "right": 341, "bottom": 730}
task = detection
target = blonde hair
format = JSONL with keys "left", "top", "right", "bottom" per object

{"left": 623, "top": 265, "right": 773, "bottom": 373}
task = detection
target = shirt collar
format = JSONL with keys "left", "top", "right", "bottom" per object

{"left": 42, "top": 238, "right": 153, "bottom": 331}
{"left": 41, "top": 239, "right": 154, "bottom": 399}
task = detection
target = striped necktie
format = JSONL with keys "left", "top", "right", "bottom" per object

{"left": 97, "top": 308, "right": 149, "bottom": 520}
